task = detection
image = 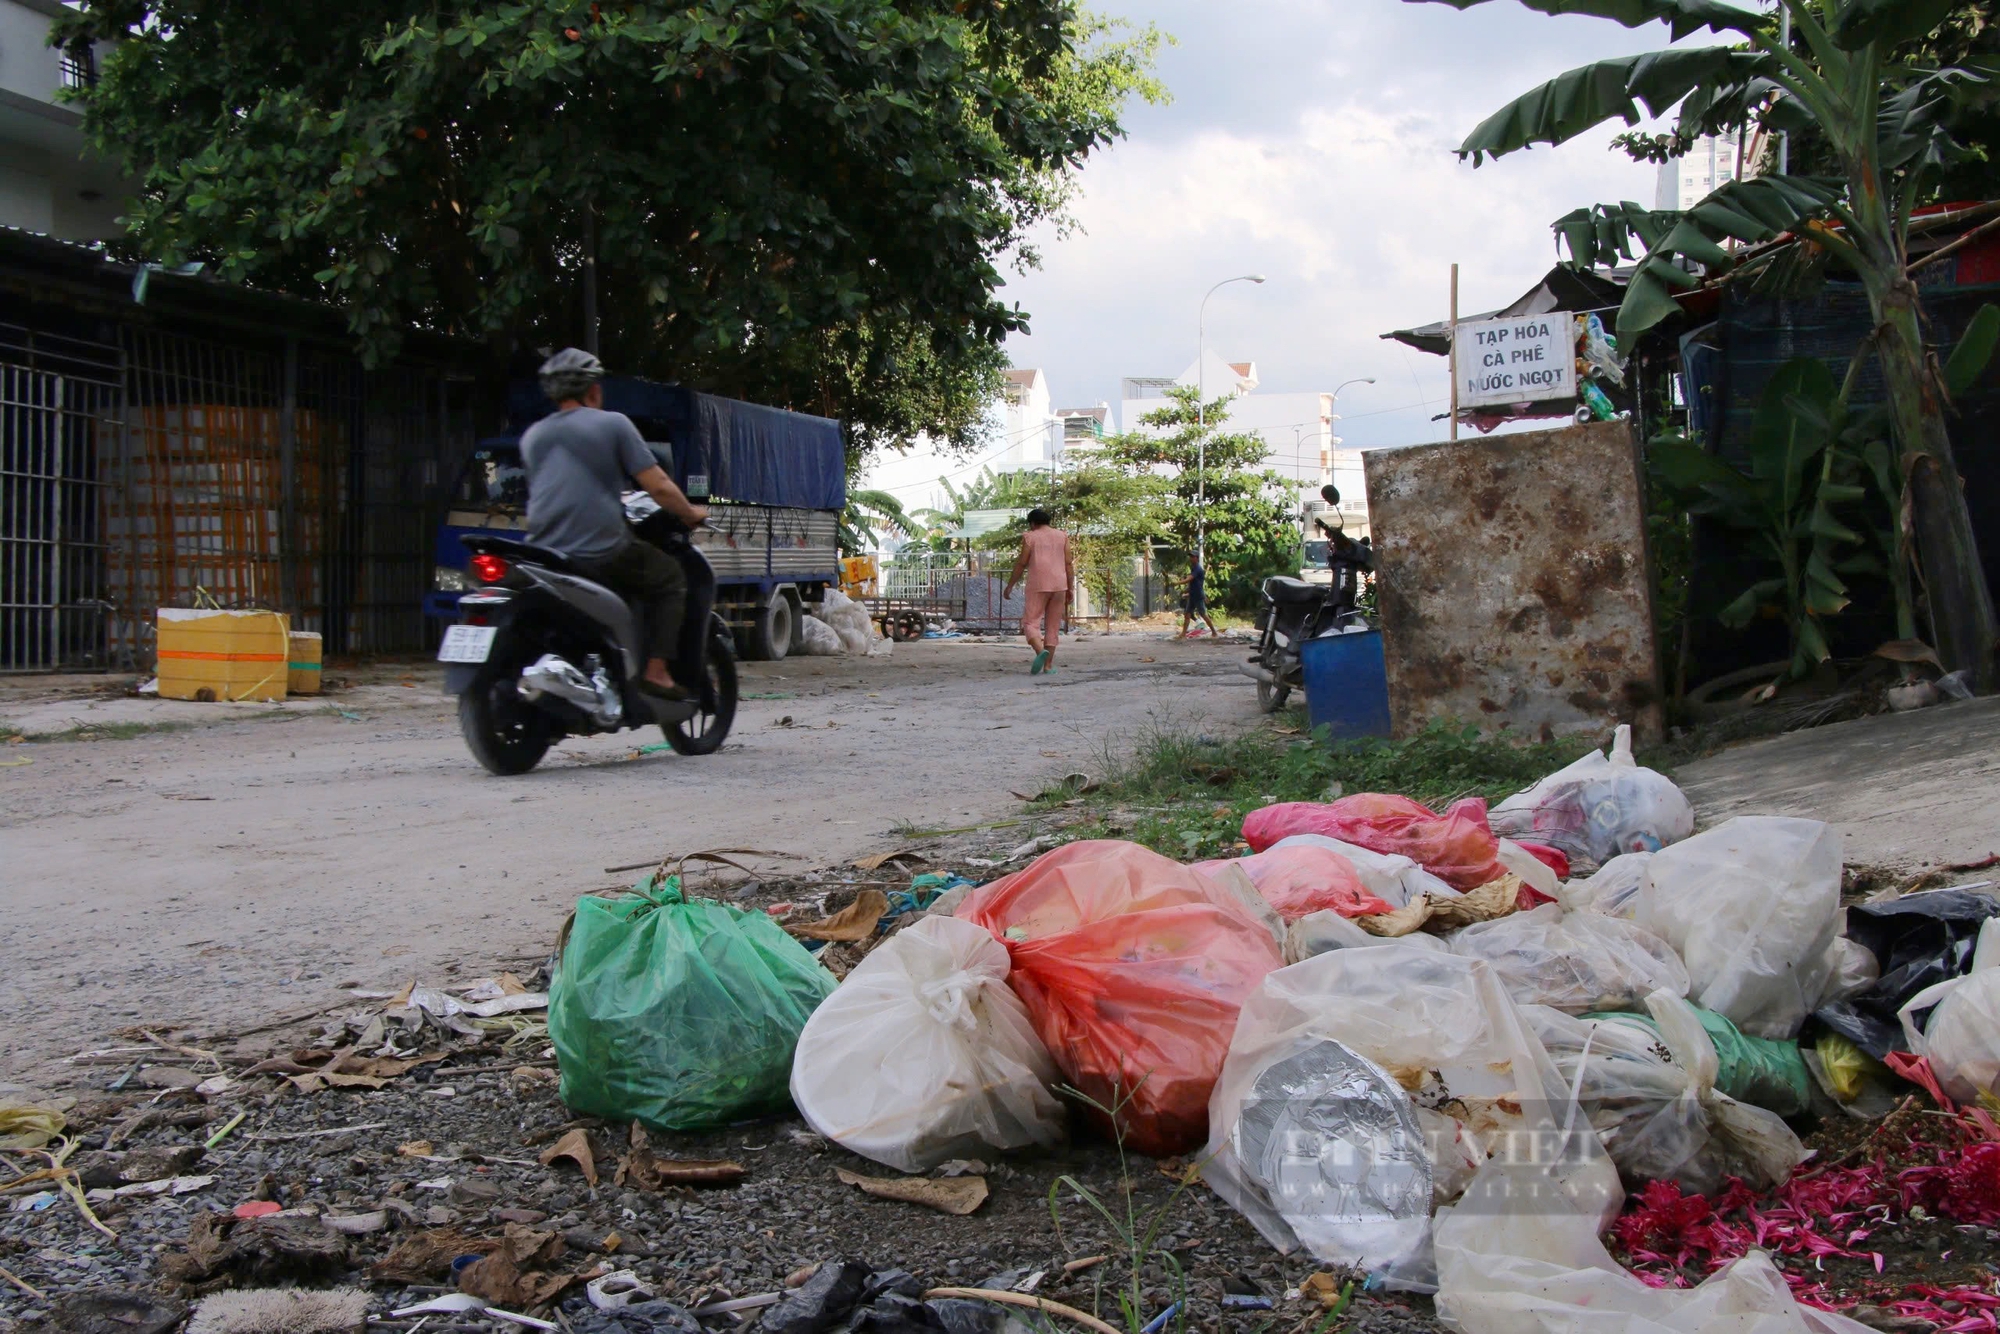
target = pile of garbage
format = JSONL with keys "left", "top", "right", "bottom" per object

{"left": 799, "top": 590, "right": 892, "bottom": 657}
{"left": 533, "top": 722, "right": 2000, "bottom": 1333}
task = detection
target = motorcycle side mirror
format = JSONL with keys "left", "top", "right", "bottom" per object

{"left": 1320, "top": 484, "right": 1340, "bottom": 507}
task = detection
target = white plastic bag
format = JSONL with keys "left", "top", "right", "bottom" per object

{"left": 1556, "top": 850, "right": 1652, "bottom": 920}
{"left": 1814, "top": 935, "right": 1880, "bottom": 1009}
{"left": 1899, "top": 917, "right": 2000, "bottom": 1105}
{"left": 797, "top": 615, "right": 844, "bottom": 656}
{"left": 1525, "top": 992, "right": 1806, "bottom": 1195}
{"left": 1202, "top": 945, "right": 1620, "bottom": 1291}
{"left": 1496, "top": 840, "right": 1560, "bottom": 901}
{"left": 1450, "top": 903, "right": 1689, "bottom": 1014}
{"left": 1636, "top": 817, "right": 1842, "bottom": 1039}
{"left": 1269, "top": 833, "right": 1458, "bottom": 909}
{"left": 1433, "top": 1158, "right": 1875, "bottom": 1334}
{"left": 789, "top": 916, "right": 1064, "bottom": 1172}
{"left": 1489, "top": 724, "right": 1694, "bottom": 872}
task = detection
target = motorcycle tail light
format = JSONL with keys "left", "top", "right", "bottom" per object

{"left": 470, "top": 553, "right": 510, "bottom": 584}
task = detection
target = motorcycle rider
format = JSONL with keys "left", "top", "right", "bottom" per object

{"left": 521, "top": 348, "right": 708, "bottom": 700}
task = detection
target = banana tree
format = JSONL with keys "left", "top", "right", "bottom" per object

{"left": 839, "top": 488, "right": 918, "bottom": 557}
{"left": 1416, "top": 0, "right": 1999, "bottom": 687}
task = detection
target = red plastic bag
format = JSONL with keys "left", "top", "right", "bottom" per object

{"left": 957, "top": 840, "right": 1283, "bottom": 1156}
{"left": 1515, "top": 840, "right": 1571, "bottom": 880}
{"left": 1241, "top": 794, "right": 1505, "bottom": 891}
{"left": 1192, "top": 844, "right": 1392, "bottom": 921}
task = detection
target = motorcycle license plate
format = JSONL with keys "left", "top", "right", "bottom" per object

{"left": 437, "top": 625, "right": 497, "bottom": 664}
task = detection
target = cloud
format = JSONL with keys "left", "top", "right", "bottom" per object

{"left": 999, "top": 0, "right": 1684, "bottom": 448}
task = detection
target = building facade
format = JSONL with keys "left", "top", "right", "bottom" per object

{"left": 0, "top": 0, "right": 128, "bottom": 240}
{"left": 1654, "top": 130, "right": 1755, "bottom": 211}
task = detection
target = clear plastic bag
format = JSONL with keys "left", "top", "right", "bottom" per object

{"left": 1899, "top": 917, "right": 2000, "bottom": 1105}
{"left": 1490, "top": 724, "right": 1694, "bottom": 872}
{"left": 790, "top": 916, "right": 1064, "bottom": 1173}
{"left": 1636, "top": 817, "right": 1842, "bottom": 1039}
{"left": 1194, "top": 844, "right": 1393, "bottom": 922}
{"left": 956, "top": 840, "right": 1282, "bottom": 1156}
{"left": 1525, "top": 992, "right": 1806, "bottom": 1195}
{"left": 1556, "top": 850, "right": 1652, "bottom": 920}
{"left": 1434, "top": 1158, "right": 1876, "bottom": 1334}
{"left": 1450, "top": 903, "right": 1689, "bottom": 1014}
{"left": 1201, "top": 945, "right": 1621, "bottom": 1291}
{"left": 1244, "top": 794, "right": 1505, "bottom": 891}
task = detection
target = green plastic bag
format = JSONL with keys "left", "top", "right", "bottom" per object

{"left": 550, "top": 877, "right": 838, "bottom": 1130}
{"left": 1587, "top": 1003, "right": 1812, "bottom": 1116}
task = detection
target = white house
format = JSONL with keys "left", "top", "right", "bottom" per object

{"left": 997, "top": 367, "right": 1062, "bottom": 473}
{"left": 0, "top": 0, "right": 127, "bottom": 239}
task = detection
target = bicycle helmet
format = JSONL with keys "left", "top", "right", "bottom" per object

{"left": 539, "top": 347, "right": 605, "bottom": 402}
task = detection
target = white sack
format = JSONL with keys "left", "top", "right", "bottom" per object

{"left": 798, "top": 615, "right": 844, "bottom": 655}
{"left": 1635, "top": 817, "right": 1842, "bottom": 1039}
{"left": 790, "top": 915, "right": 1064, "bottom": 1172}
{"left": 1899, "top": 916, "right": 2000, "bottom": 1106}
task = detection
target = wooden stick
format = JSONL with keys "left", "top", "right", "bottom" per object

{"left": 924, "top": 1287, "right": 1124, "bottom": 1334}
{"left": 1448, "top": 262, "right": 1461, "bottom": 441}
{"left": 1910, "top": 210, "right": 2000, "bottom": 276}
{"left": 0, "top": 1263, "right": 45, "bottom": 1300}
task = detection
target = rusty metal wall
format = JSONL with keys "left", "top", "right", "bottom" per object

{"left": 1363, "top": 419, "right": 1664, "bottom": 741}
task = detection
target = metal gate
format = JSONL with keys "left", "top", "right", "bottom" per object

{"left": 0, "top": 324, "right": 122, "bottom": 671}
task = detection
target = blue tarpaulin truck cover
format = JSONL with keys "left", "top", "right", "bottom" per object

{"left": 506, "top": 376, "right": 846, "bottom": 512}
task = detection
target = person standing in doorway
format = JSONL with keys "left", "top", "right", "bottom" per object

{"left": 1177, "top": 555, "right": 1218, "bottom": 639}
{"left": 1003, "top": 508, "right": 1074, "bottom": 675}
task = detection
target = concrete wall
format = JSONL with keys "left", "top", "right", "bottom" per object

{"left": 0, "top": 0, "right": 129, "bottom": 240}
{"left": 1363, "top": 419, "right": 1663, "bottom": 741}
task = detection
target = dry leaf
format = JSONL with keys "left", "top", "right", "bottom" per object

{"left": 786, "top": 889, "right": 889, "bottom": 943}
{"left": 619, "top": 1148, "right": 747, "bottom": 1189}
{"left": 397, "top": 1141, "right": 434, "bottom": 1158}
{"left": 539, "top": 1128, "right": 597, "bottom": 1186}
{"left": 1301, "top": 1272, "right": 1348, "bottom": 1309}
{"left": 371, "top": 1229, "right": 496, "bottom": 1284}
{"left": 835, "top": 1168, "right": 987, "bottom": 1215}
{"left": 458, "top": 1224, "right": 576, "bottom": 1308}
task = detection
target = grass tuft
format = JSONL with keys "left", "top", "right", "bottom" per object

{"left": 1058, "top": 715, "right": 1597, "bottom": 861}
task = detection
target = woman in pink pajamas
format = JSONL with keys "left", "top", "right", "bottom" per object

{"left": 1003, "top": 508, "right": 1075, "bottom": 675}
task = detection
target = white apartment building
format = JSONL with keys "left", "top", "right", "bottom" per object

{"left": 1654, "top": 129, "right": 1754, "bottom": 211}
{"left": 0, "top": 0, "right": 127, "bottom": 239}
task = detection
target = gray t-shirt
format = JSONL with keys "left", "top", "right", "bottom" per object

{"left": 521, "top": 406, "right": 657, "bottom": 560}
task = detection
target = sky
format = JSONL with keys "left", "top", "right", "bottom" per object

{"left": 992, "top": 0, "right": 1682, "bottom": 453}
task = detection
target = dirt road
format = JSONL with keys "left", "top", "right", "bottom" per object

{"left": 1, "top": 633, "right": 1254, "bottom": 1083}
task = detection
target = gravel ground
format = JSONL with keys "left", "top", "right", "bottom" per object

{"left": 0, "top": 820, "right": 1444, "bottom": 1334}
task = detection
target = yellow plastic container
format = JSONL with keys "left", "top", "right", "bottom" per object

{"left": 287, "top": 631, "right": 323, "bottom": 695}
{"left": 156, "top": 609, "right": 290, "bottom": 702}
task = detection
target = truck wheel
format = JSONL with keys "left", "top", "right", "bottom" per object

{"left": 787, "top": 588, "right": 808, "bottom": 654}
{"left": 751, "top": 588, "right": 794, "bottom": 662}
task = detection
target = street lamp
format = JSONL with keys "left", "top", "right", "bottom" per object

{"left": 1195, "top": 274, "right": 1266, "bottom": 565}
{"left": 1321, "top": 376, "right": 1376, "bottom": 501}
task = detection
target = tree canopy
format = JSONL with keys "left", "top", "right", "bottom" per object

{"left": 1100, "top": 387, "right": 1297, "bottom": 610}
{"left": 56, "top": 0, "right": 1162, "bottom": 457}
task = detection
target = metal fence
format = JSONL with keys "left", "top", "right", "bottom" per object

{"left": 0, "top": 324, "right": 123, "bottom": 670}
{"left": 1, "top": 306, "right": 477, "bottom": 672}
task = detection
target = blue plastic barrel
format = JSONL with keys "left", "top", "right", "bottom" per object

{"left": 1299, "top": 630, "right": 1392, "bottom": 740}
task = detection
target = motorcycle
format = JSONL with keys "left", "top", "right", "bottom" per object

{"left": 438, "top": 491, "right": 738, "bottom": 774}
{"left": 1239, "top": 487, "right": 1374, "bottom": 713}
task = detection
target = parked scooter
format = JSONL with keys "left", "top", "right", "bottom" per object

{"left": 1239, "top": 486, "right": 1373, "bottom": 713}
{"left": 439, "top": 491, "right": 739, "bottom": 774}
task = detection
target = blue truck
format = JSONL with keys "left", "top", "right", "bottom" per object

{"left": 426, "top": 376, "right": 846, "bottom": 661}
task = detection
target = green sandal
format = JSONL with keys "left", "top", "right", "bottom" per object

{"left": 1030, "top": 649, "right": 1051, "bottom": 674}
